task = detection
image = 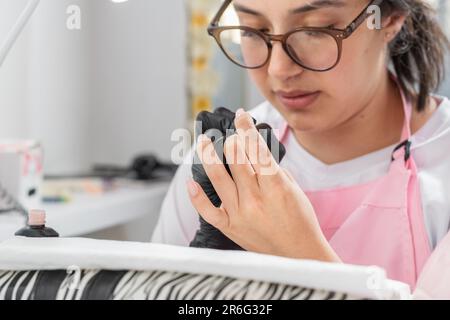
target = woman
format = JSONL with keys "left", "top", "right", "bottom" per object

{"left": 152, "top": 0, "right": 450, "bottom": 288}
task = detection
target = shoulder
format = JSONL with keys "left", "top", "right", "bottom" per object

{"left": 413, "top": 95, "right": 450, "bottom": 166}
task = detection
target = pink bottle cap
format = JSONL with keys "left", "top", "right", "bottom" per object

{"left": 28, "top": 209, "right": 46, "bottom": 226}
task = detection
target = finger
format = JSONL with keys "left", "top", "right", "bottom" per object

{"left": 223, "top": 134, "right": 259, "bottom": 198}
{"left": 187, "top": 179, "right": 230, "bottom": 231}
{"left": 234, "top": 109, "right": 280, "bottom": 179}
{"left": 196, "top": 134, "right": 238, "bottom": 209}
{"left": 282, "top": 168, "right": 295, "bottom": 183}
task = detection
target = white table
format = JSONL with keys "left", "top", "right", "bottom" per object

{"left": 0, "top": 181, "right": 170, "bottom": 241}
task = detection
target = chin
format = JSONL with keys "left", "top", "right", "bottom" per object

{"left": 268, "top": 95, "right": 330, "bottom": 132}
{"left": 291, "top": 112, "right": 334, "bottom": 135}
{"left": 288, "top": 119, "right": 321, "bottom": 133}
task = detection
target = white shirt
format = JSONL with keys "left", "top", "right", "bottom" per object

{"left": 152, "top": 96, "right": 450, "bottom": 250}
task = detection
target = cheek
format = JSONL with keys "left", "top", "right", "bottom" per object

{"left": 321, "top": 31, "right": 386, "bottom": 107}
{"left": 248, "top": 69, "right": 270, "bottom": 94}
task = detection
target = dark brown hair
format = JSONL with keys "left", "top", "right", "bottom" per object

{"left": 382, "top": 0, "right": 450, "bottom": 112}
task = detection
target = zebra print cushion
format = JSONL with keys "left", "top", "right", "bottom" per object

{"left": 0, "top": 237, "right": 411, "bottom": 300}
{"left": 0, "top": 269, "right": 356, "bottom": 300}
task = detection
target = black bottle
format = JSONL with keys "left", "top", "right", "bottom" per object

{"left": 190, "top": 108, "right": 286, "bottom": 250}
{"left": 15, "top": 209, "right": 59, "bottom": 238}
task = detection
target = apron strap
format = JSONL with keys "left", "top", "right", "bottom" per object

{"left": 391, "top": 140, "right": 412, "bottom": 162}
{"left": 391, "top": 73, "right": 414, "bottom": 164}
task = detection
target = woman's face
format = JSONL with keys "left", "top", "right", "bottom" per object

{"left": 232, "top": 0, "right": 390, "bottom": 133}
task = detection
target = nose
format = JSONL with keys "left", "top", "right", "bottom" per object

{"left": 267, "top": 41, "right": 304, "bottom": 82}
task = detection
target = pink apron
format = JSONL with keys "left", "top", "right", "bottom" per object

{"left": 277, "top": 87, "right": 432, "bottom": 288}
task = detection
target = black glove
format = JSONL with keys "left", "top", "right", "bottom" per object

{"left": 190, "top": 107, "right": 286, "bottom": 250}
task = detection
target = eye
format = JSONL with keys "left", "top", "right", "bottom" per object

{"left": 313, "top": 24, "right": 336, "bottom": 29}
{"left": 303, "top": 21, "right": 337, "bottom": 29}
{"left": 304, "top": 30, "right": 328, "bottom": 38}
{"left": 241, "top": 30, "right": 258, "bottom": 38}
{"left": 240, "top": 28, "right": 268, "bottom": 38}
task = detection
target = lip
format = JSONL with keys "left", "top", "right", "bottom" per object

{"left": 275, "top": 90, "right": 320, "bottom": 111}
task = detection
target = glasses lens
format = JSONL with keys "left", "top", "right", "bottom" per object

{"left": 286, "top": 30, "right": 339, "bottom": 71}
{"left": 218, "top": 28, "right": 269, "bottom": 68}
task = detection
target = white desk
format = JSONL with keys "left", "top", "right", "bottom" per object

{"left": 0, "top": 181, "right": 170, "bottom": 242}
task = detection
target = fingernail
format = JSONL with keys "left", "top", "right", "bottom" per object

{"left": 236, "top": 108, "right": 245, "bottom": 118}
{"left": 197, "top": 134, "right": 208, "bottom": 144}
{"left": 187, "top": 180, "right": 199, "bottom": 197}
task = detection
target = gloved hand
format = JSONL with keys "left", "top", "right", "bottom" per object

{"left": 190, "top": 107, "right": 286, "bottom": 250}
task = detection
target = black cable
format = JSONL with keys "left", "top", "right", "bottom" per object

{"left": 46, "top": 154, "right": 178, "bottom": 182}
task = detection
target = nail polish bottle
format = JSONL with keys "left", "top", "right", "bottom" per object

{"left": 15, "top": 209, "right": 59, "bottom": 238}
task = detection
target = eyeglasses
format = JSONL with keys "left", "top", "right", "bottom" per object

{"left": 208, "top": 0, "right": 384, "bottom": 72}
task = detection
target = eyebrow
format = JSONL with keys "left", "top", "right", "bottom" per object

{"left": 234, "top": 0, "right": 347, "bottom": 17}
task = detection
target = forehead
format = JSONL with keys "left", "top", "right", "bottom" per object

{"left": 232, "top": 0, "right": 358, "bottom": 17}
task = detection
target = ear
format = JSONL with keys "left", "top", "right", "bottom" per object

{"left": 382, "top": 13, "right": 408, "bottom": 43}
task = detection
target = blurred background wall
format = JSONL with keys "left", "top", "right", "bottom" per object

{"left": 89, "top": 0, "right": 187, "bottom": 169}
{"left": 0, "top": 0, "right": 31, "bottom": 141}
{"left": 0, "top": 0, "right": 187, "bottom": 176}
{"left": 438, "top": 0, "right": 450, "bottom": 97}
